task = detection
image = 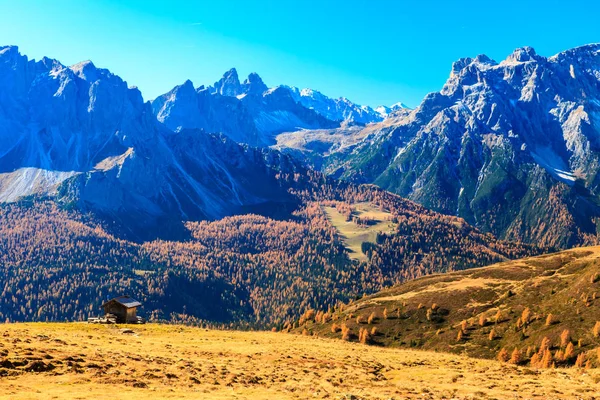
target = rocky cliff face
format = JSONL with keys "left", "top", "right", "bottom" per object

{"left": 317, "top": 44, "right": 600, "bottom": 248}
{"left": 0, "top": 46, "right": 303, "bottom": 239}
{"left": 286, "top": 87, "right": 389, "bottom": 124}
{"left": 151, "top": 68, "right": 401, "bottom": 146}
{"left": 152, "top": 69, "right": 338, "bottom": 145}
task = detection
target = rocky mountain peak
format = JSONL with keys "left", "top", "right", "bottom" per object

{"left": 69, "top": 60, "right": 98, "bottom": 80}
{"left": 212, "top": 67, "right": 242, "bottom": 96}
{"left": 505, "top": 46, "right": 542, "bottom": 63}
{"left": 242, "top": 72, "right": 268, "bottom": 95}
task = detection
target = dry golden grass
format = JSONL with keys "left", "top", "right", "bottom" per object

{"left": 323, "top": 202, "right": 396, "bottom": 261}
{"left": 1, "top": 323, "right": 599, "bottom": 399}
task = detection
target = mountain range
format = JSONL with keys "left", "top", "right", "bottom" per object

{"left": 1, "top": 43, "right": 599, "bottom": 325}
{"left": 279, "top": 44, "right": 600, "bottom": 248}
{"left": 151, "top": 66, "right": 403, "bottom": 147}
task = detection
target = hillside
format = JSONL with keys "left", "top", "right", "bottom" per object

{"left": 297, "top": 247, "right": 600, "bottom": 368}
{"left": 0, "top": 180, "right": 541, "bottom": 327}
{"left": 1, "top": 323, "right": 598, "bottom": 399}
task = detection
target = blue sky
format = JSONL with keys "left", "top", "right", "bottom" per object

{"left": 1, "top": 0, "right": 599, "bottom": 107}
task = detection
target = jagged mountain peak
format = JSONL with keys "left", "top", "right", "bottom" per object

{"left": 0, "top": 44, "right": 19, "bottom": 56}
{"left": 242, "top": 72, "right": 268, "bottom": 95}
{"left": 212, "top": 67, "right": 242, "bottom": 96}
{"left": 311, "top": 42, "right": 600, "bottom": 248}
{"left": 504, "top": 45, "right": 541, "bottom": 63}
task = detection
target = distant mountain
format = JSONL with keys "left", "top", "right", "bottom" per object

{"left": 286, "top": 87, "right": 389, "bottom": 124}
{"left": 375, "top": 102, "right": 410, "bottom": 118}
{"left": 152, "top": 68, "right": 405, "bottom": 145}
{"left": 153, "top": 69, "right": 338, "bottom": 145}
{"left": 280, "top": 44, "right": 600, "bottom": 248}
{"left": 0, "top": 46, "right": 305, "bottom": 239}
{"left": 0, "top": 45, "right": 546, "bottom": 328}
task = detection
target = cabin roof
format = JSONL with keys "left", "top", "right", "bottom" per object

{"left": 102, "top": 295, "right": 142, "bottom": 309}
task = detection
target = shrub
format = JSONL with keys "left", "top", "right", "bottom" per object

{"left": 494, "top": 310, "right": 502, "bottom": 323}
{"left": 560, "top": 329, "right": 571, "bottom": 348}
{"left": 564, "top": 342, "right": 575, "bottom": 360}
{"left": 359, "top": 327, "right": 371, "bottom": 344}
{"left": 555, "top": 349, "right": 564, "bottom": 361}
{"left": 526, "top": 346, "right": 533, "bottom": 358}
{"left": 593, "top": 321, "right": 600, "bottom": 338}
{"left": 509, "top": 348, "right": 522, "bottom": 365}
{"left": 341, "top": 323, "right": 351, "bottom": 341}
{"left": 497, "top": 348, "right": 509, "bottom": 362}
{"left": 367, "top": 312, "right": 376, "bottom": 324}
{"left": 541, "top": 349, "right": 553, "bottom": 368}
{"left": 539, "top": 337, "right": 551, "bottom": 354}
{"left": 299, "top": 309, "right": 316, "bottom": 325}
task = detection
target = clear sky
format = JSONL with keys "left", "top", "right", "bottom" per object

{"left": 1, "top": 0, "right": 599, "bottom": 107}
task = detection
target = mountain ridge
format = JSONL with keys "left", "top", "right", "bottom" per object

{"left": 277, "top": 43, "right": 600, "bottom": 248}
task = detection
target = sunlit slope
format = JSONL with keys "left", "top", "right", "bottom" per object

{"left": 0, "top": 323, "right": 598, "bottom": 399}
{"left": 298, "top": 247, "right": 600, "bottom": 365}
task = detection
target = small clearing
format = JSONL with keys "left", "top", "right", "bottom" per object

{"left": 322, "top": 202, "right": 397, "bottom": 261}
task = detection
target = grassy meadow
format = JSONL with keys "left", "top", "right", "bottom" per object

{"left": 1, "top": 322, "right": 599, "bottom": 399}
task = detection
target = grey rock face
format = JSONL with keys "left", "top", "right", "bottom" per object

{"left": 0, "top": 47, "right": 303, "bottom": 239}
{"left": 313, "top": 44, "right": 600, "bottom": 247}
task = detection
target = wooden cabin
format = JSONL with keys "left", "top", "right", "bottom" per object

{"left": 102, "top": 296, "right": 142, "bottom": 323}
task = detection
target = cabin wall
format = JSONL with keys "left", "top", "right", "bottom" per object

{"left": 126, "top": 307, "right": 137, "bottom": 323}
{"left": 103, "top": 303, "right": 127, "bottom": 323}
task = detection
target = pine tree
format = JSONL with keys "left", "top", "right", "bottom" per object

{"left": 367, "top": 312, "right": 376, "bottom": 324}
{"left": 541, "top": 349, "right": 553, "bottom": 368}
{"left": 560, "top": 329, "right": 571, "bottom": 348}
{"left": 497, "top": 348, "right": 509, "bottom": 362}
{"left": 564, "top": 342, "right": 575, "bottom": 360}
{"left": 494, "top": 310, "right": 502, "bottom": 324}
{"left": 509, "top": 348, "right": 521, "bottom": 365}
{"left": 341, "top": 323, "right": 351, "bottom": 341}
{"left": 593, "top": 321, "right": 600, "bottom": 338}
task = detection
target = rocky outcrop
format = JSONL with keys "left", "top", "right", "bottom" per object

{"left": 317, "top": 44, "right": 600, "bottom": 247}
